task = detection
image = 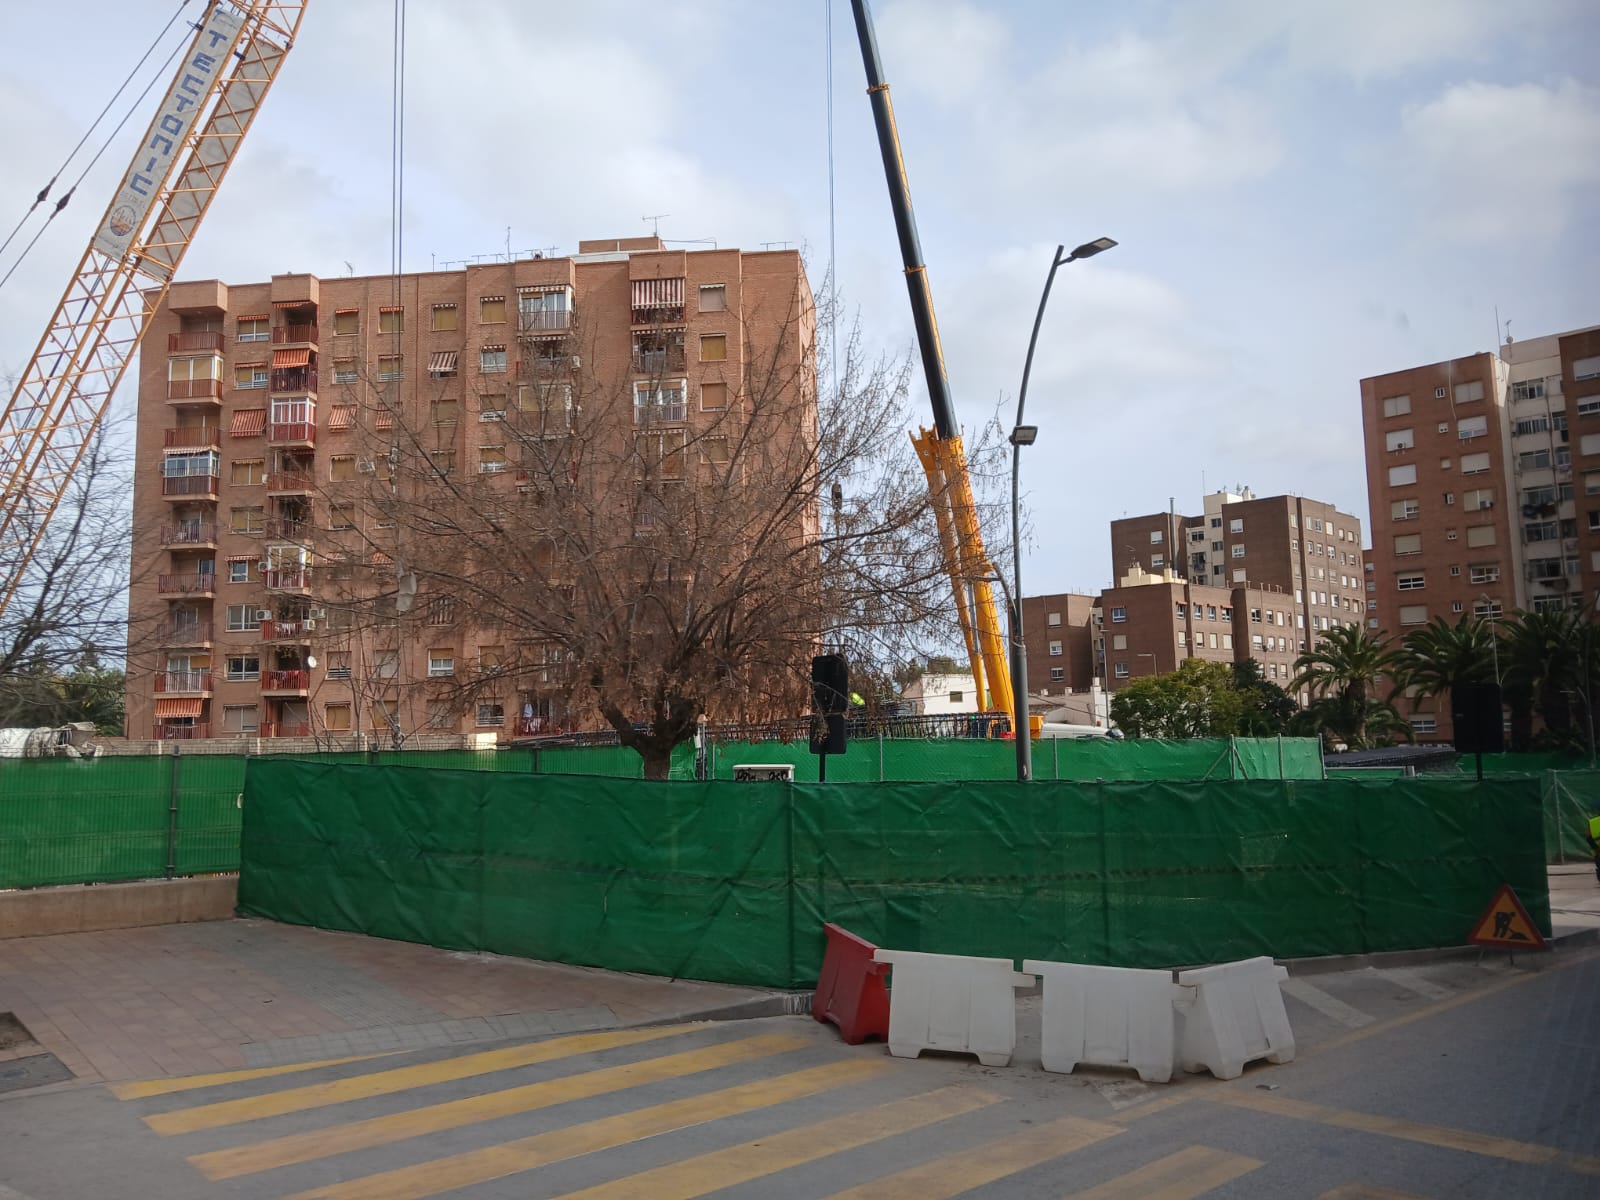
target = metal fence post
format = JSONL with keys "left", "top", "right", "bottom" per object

{"left": 166, "top": 743, "right": 181, "bottom": 879}
{"left": 878, "top": 731, "right": 884, "bottom": 781}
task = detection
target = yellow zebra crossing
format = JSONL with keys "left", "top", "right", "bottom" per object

{"left": 111, "top": 1022, "right": 1436, "bottom": 1199}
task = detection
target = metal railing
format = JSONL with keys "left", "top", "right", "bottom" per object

{"left": 163, "top": 426, "right": 221, "bottom": 448}
{"left": 260, "top": 618, "right": 313, "bottom": 641}
{"left": 166, "top": 378, "right": 224, "bottom": 401}
{"left": 156, "top": 620, "right": 214, "bottom": 644}
{"left": 519, "top": 309, "right": 573, "bottom": 332}
{"left": 155, "top": 670, "right": 213, "bottom": 693}
{"left": 159, "top": 521, "right": 217, "bottom": 546}
{"left": 272, "top": 324, "right": 319, "bottom": 344}
{"left": 268, "top": 420, "right": 316, "bottom": 445}
{"left": 260, "top": 721, "right": 311, "bottom": 738}
{"left": 160, "top": 474, "right": 220, "bottom": 497}
{"left": 266, "top": 472, "right": 314, "bottom": 493}
{"left": 261, "top": 669, "right": 310, "bottom": 690}
{"left": 264, "top": 568, "right": 311, "bottom": 591}
{"left": 270, "top": 367, "right": 316, "bottom": 393}
{"left": 153, "top": 722, "right": 212, "bottom": 739}
{"left": 157, "top": 573, "right": 217, "bottom": 595}
{"left": 167, "top": 331, "right": 226, "bottom": 352}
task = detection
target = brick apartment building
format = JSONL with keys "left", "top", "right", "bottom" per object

{"left": 127, "top": 237, "right": 813, "bottom": 743}
{"left": 1360, "top": 324, "right": 1600, "bottom": 740}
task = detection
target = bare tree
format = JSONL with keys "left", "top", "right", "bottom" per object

{"left": 313, "top": 283, "right": 971, "bottom": 777}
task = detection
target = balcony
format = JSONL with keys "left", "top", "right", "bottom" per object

{"left": 266, "top": 471, "right": 314, "bottom": 495}
{"left": 264, "top": 568, "right": 311, "bottom": 592}
{"left": 270, "top": 367, "right": 316, "bottom": 395}
{"left": 166, "top": 379, "right": 224, "bottom": 402}
{"left": 268, "top": 420, "right": 317, "bottom": 448}
{"left": 156, "top": 620, "right": 213, "bottom": 646}
{"left": 631, "top": 349, "right": 686, "bottom": 374}
{"left": 163, "top": 426, "right": 222, "bottom": 450}
{"left": 272, "top": 324, "right": 319, "bottom": 345}
{"left": 260, "top": 618, "right": 315, "bottom": 642}
{"left": 260, "top": 721, "right": 312, "bottom": 738}
{"left": 167, "top": 331, "right": 225, "bottom": 353}
{"left": 262, "top": 517, "right": 312, "bottom": 541}
{"left": 161, "top": 473, "right": 220, "bottom": 499}
{"left": 154, "top": 723, "right": 211, "bottom": 740}
{"left": 155, "top": 670, "right": 213, "bottom": 694}
{"left": 261, "top": 669, "right": 310, "bottom": 693}
{"left": 159, "top": 520, "right": 217, "bottom": 548}
{"left": 157, "top": 573, "right": 217, "bottom": 597}
{"left": 519, "top": 309, "right": 573, "bottom": 333}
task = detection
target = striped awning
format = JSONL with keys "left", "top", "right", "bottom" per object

{"left": 517, "top": 283, "right": 568, "bottom": 294}
{"left": 273, "top": 299, "right": 311, "bottom": 309}
{"left": 631, "top": 278, "right": 684, "bottom": 308}
{"left": 155, "top": 699, "right": 203, "bottom": 718}
{"left": 273, "top": 348, "right": 312, "bottom": 368}
{"left": 334, "top": 307, "right": 358, "bottom": 315}
{"left": 235, "top": 313, "right": 269, "bottom": 322}
{"left": 379, "top": 305, "right": 403, "bottom": 313}
{"left": 328, "top": 404, "right": 356, "bottom": 431}
{"left": 230, "top": 408, "right": 266, "bottom": 437}
{"left": 375, "top": 408, "right": 395, "bottom": 430}
{"left": 428, "top": 351, "right": 458, "bottom": 372}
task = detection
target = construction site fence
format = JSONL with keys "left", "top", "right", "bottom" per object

{"left": 237, "top": 762, "right": 1550, "bottom": 990}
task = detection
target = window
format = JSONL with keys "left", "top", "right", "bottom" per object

{"left": 1582, "top": 433, "right": 1600, "bottom": 457}
{"left": 479, "top": 393, "right": 507, "bottom": 421}
{"left": 328, "top": 503, "right": 355, "bottom": 530}
{"left": 1210, "top": 517, "right": 1221, "bottom": 528}
{"left": 1398, "top": 604, "right": 1427, "bottom": 626}
{"left": 1048, "top": 640, "right": 1062, "bottom": 656}
{"left": 330, "top": 455, "right": 356, "bottom": 482}
{"left": 225, "top": 655, "right": 260, "bottom": 682}
{"left": 324, "top": 703, "right": 352, "bottom": 732}
{"left": 373, "top": 650, "right": 398, "bottom": 679}
{"left": 1175, "top": 603, "right": 1187, "bottom": 618}
{"left": 1394, "top": 533, "right": 1421, "bottom": 555}
{"left": 379, "top": 307, "right": 404, "bottom": 334}
{"left": 237, "top": 317, "right": 269, "bottom": 343}
{"left": 1150, "top": 530, "right": 1164, "bottom": 544}
{"left": 225, "top": 604, "right": 262, "bottom": 632}
{"left": 1110, "top": 607, "right": 1126, "bottom": 623}
{"left": 1222, "top": 634, "right": 1233, "bottom": 649}
{"left": 1469, "top": 563, "right": 1500, "bottom": 584}
{"left": 698, "top": 284, "right": 726, "bottom": 312}
{"left": 1388, "top": 464, "right": 1417, "bottom": 486}
{"left": 170, "top": 354, "right": 223, "bottom": 384}
{"left": 699, "top": 381, "right": 728, "bottom": 412}
{"left": 948, "top": 690, "right": 964, "bottom": 703}
{"left": 1460, "top": 452, "right": 1491, "bottom": 475}
{"left": 1229, "top": 518, "right": 1243, "bottom": 533}
{"left": 1113, "top": 663, "right": 1130, "bottom": 679}
{"left": 334, "top": 309, "right": 359, "bottom": 335}
{"left": 231, "top": 459, "right": 264, "bottom": 486}
{"left": 377, "top": 354, "right": 403, "bottom": 381}
{"left": 468, "top": 702, "right": 504, "bottom": 728}
{"left": 701, "top": 436, "right": 731, "bottom": 465}
{"left": 1231, "top": 544, "right": 1245, "bottom": 558}
{"left": 1397, "top": 573, "right": 1425, "bottom": 591}
{"left": 431, "top": 304, "right": 458, "bottom": 331}
{"left": 700, "top": 333, "right": 727, "bottom": 362}
{"left": 478, "top": 445, "right": 506, "bottom": 473}
{"left": 1513, "top": 414, "right": 1550, "bottom": 436}
{"left": 479, "top": 345, "right": 507, "bottom": 374}
{"left": 1385, "top": 429, "right": 1414, "bottom": 452}
{"left": 426, "top": 595, "right": 455, "bottom": 625}
{"left": 636, "top": 430, "right": 686, "bottom": 479}
{"left": 222, "top": 704, "right": 258, "bottom": 733}
{"left": 517, "top": 287, "right": 570, "bottom": 332}
{"left": 1454, "top": 380, "right": 1484, "bottom": 404}
{"left": 519, "top": 383, "right": 572, "bottom": 435}
{"left": 1232, "top": 568, "right": 1246, "bottom": 582}
{"left": 235, "top": 363, "right": 268, "bottom": 389}
{"left": 326, "top": 651, "right": 351, "bottom": 680}
{"left": 432, "top": 398, "right": 460, "bottom": 424}
{"left": 227, "top": 558, "right": 252, "bottom": 584}
{"left": 1207, "top": 606, "right": 1217, "bottom": 620}
{"left": 1464, "top": 488, "right": 1494, "bottom": 510}
{"left": 635, "top": 381, "right": 687, "bottom": 423}
{"left": 1409, "top": 716, "right": 1438, "bottom": 735}
{"left": 1050, "top": 667, "right": 1065, "bottom": 682}
{"left": 1150, "top": 555, "right": 1165, "bottom": 569}
{"left": 228, "top": 505, "right": 264, "bottom": 534}
{"left": 1382, "top": 394, "right": 1411, "bottom": 418}
{"left": 428, "top": 648, "right": 455, "bottom": 678}
{"left": 428, "top": 449, "right": 456, "bottom": 475}
{"left": 1177, "top": 631, "right": 1187, "bottom": 646}
{"left": 479, "top": 297, "right": 505, "bottom": 324}
{"left": 1213, "top": 541, "right": 1224, "bottom": 552}
{"left": 1047, "top": 611, "right": 1062, "bottom": 626}
{"left": 1391, "top": 498, "right": 1420, "bottom": 520}
{"left": 1466, "top": 525, "right": 1497, "bottom": 547}
{"left": 1457, "top": 415, "right": 1488, "bottom": 440}
{"left": 332, "top": 358, "right": 358, "bottom": 384}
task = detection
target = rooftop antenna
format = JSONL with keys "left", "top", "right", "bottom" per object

{"left": 643, "top": 213, "right": 669, "bottom": 237}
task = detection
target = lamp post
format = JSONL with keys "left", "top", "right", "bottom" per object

{"left": 1010, "top": 236, "right": 1117, "bottom": 782}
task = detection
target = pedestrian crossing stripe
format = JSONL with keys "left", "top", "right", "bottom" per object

{"left": 190, "top": 1033, "right": 814, "bottom": 1181}
{"left": 141, "top": 1024, "right": 691, "bottom": 1134}
{"left": 274, "top": 1058, "right": 894, "bottom": 1200}
{"left": 107, "top": 1053, "right": 395, "bottom": 1101}
{"left": 1063, "top": 1145, "right": 1263, "bottom": 1199}
{"left": 1466, "top": 883, "right": 1548, "bottom": 950}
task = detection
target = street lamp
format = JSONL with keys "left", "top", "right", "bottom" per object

{"left": 1010, "top": 236, "right": 1118, "bottom": 782}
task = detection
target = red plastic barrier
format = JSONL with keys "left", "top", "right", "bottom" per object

{"left": 812, "top": 921, "right": 890, "bottom": 1044}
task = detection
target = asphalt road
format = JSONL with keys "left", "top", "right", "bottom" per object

{"left": 0, "top": 948, "right": 1595, "bottom": 1198}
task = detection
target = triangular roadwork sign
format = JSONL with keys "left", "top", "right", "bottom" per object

{"left": 1467, "top": 884, "right": 1548, "bottom": 950}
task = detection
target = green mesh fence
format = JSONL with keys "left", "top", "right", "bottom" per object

{"left": 238, "top": 762, "right": 1549, "bottom": 989}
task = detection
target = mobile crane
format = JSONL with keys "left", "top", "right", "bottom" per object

{"left": 849, "top": 0, "right": 1015, "bottom": 729}
{"left": 0, "top": 2, "right": 308, "bottom": 624}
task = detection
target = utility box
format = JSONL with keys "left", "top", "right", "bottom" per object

{"left": 732, "top": 764, "right": 795, "bottom": 782}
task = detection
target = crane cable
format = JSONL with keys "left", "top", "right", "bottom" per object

{"left": 0, "top": 0, "right": 195, "bottom": 289}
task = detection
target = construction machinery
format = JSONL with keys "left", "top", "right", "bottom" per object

{"left": 0, "top": 2, "right": 309, "bottom": 625}
{"left": 848, "top": 0, "right": 1014, "bottom": 726}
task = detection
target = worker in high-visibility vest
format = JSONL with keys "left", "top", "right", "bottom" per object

{"left": 1588, "top": 815, "right": 1600, "bottom": 883}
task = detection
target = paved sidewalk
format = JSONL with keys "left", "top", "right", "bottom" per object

{"left": 0, "top": 918, "right": 779, "bottom": 1084}
{"left": 1549, "top": 861, "right": 1600, "bottom": 941}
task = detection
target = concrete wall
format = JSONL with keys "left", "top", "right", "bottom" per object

{"left": 0, "top": 876, "right": 237, "bottom": 939}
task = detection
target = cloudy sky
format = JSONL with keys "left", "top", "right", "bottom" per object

{"left": 2, "top": 0, "right": 1596, "bottom": 596}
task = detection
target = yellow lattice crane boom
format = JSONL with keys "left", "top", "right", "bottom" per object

{"left": 0, "top": 2, "right": 309, "bottom": 624}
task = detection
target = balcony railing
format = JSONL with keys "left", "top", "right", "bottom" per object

{"left": 272, "top": 324, "right": 319, "bottom": 344}
{"left": 167, "top": 331, "right": 226, "bottom": 353}
{"left": 261, "top": 721, "right": 311, "bottom": 738}
{"left": 631, "top": 349, "right": 685, "bottom": 374}
{"left": 161, "top": 474, "right": 220, "bottom": 498}
{"left": 264, "top": 568, "right": 310, "bottom": 591}
{"left": 262, "top": 517, "right": 311, "bottom": 541}
{"left": 268, "top": 421, "right": 317, "bottom": 446}
{"left": 166, "top": 379, "right": 224, "bottom": 401}
{"left": 159, "top": 521, "right": 217, "bottom": 547}
{"left": 261, "top": 669, "right": 310, "bottom": 691}
{"left": 163, "top": 426, "right": 221, "bottom": 449}
{"left": 260, "top": 618, "right": 314, "bottom": 641}
{"left": 266, "top": 471, "right": 314, "bottom": 494}
{"left": 157, "top": 573, "right": 217, "bottom": 596}
{"left": 156, "top": 620, "right": 213, "bottom": 645}
{"left": 154, "top": 723, "right": 211, "bottom": 740}
{"left": 270, "top": 367, "right": 316, "bottom": 394}
{"left": 519, "top": 309, "right": 573, "bottom": 333}
{"left": 155, "top": 670, "right": 212, "bottom": 693}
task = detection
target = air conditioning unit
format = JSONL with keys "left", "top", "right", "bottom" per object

{"left": 1435, "top": 386, "right": 1447, "bottom": 398}
{"left": 732, "top": 763, "right": 794, "bottom": 782}
{"left": 310, "top": 608, "right": 327, "bottom": 619}
{"left": 569, "top": 355, "right": 581, "bottom": 369}
{"left": 302, "top": 619, "right": 317, "bottom": 631}
{"left": 479, "top": 410, "right": 504, "bottom": 421}
{"left": 1478, "top": 500, "right": 1494, "bottom": 510}
{"left": 255, "top": 609, "right": 273, "bottom": 621}
{"left": 357, "top": 460, "right": 376, "bottom": 473}
{"left": 1438, "top": 422, "right": 1449, "bottom": 433}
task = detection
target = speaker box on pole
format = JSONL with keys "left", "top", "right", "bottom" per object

{"left": 1451, "top": 681, "right": 1504, "bottom": 754}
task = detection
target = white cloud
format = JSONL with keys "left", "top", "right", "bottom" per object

{"left": 1398, "top": 79, "right": 1600, "bottom": 242}
{"left": 877, "top": 1, "right": 1010, "bottom": 105}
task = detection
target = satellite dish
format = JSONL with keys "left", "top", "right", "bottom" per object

{"left": 306, "top": 655, "right": 318, "bottom": 669}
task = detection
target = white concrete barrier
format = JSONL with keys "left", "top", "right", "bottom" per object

{"left": 873, "top": 948, "right": 1035, "bottom": 1067}
{"left": 1023, "top": 959, "right": 1185, "bottom": 1083}
{"left": 1175, "top": 956, "right": 1295, "bottom": 1080}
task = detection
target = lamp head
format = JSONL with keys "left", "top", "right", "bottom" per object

{"left": 1009, "top": 424, "right": 1039, "bottom": 447}
{"left": 1067, "top": 236, "right": 1118, "bottom": 262}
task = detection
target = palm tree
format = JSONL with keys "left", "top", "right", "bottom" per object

{"left": 1392, "top": 615, "right": 1498, "bottom": 729}
{"left": 1290, "top": 624, "right": 1401, "bottom": 748}
{"left": 1502, "top": 607, "right": 1584, "bottom": 751}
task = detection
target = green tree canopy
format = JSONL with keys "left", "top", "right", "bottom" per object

{"left": 1289, "top": 624, "right": 1403, "bottom": 749}
{"left": 1111, "top": 658, "right": 1247, "bottom": 739}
